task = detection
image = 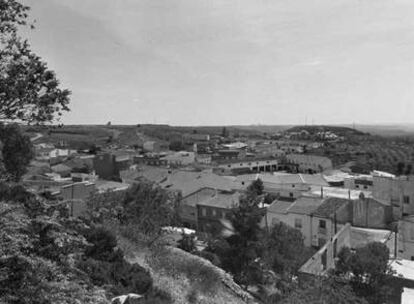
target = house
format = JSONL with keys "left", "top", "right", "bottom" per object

{"left": 260, "top": 173, "right": 328, "bottom": 199}
{"left": 93, "top": 153, "right": 118, "bottom": 180}
{"left": 344, "top": 175, "right": 373, "bottom": 191}
{"left": 60, "top": 181, "right": 96, "bottom": 201}
{"left": 373, "top": 175, "right": 414, "bottom": 219}
{"left": 160, "top": 151, "right": 195, "bottom": 166}
{"left": 214, "top": 158, "right": 279, "bottom": 175}
{"left": 310, "top": 197, "right": 353, "bottom": 247}
{"left": 179, "top": 188, "right": 218, "bottom": 228}
{"left": 159, "top": 170, "right": 240, "bottom": 197}
{"left": 195, "top": 153, "right": 212, "bottom": 165}
{"left": 196, "top": 191, "right": 240, "bottom": 235}
{"left": 265, "top": 196, "right": 352, "bottom": 248}
{"left": 352, "top": 195, "right": 393, "bottom": 229}
{"left": 300, "top": 224, "right": 394, "bottom": 276}
{"left": 286, "top": 154, "right": 333, "bottom": 173}
{"left": 397, "top": 216, "right": 414, "bottom": 260}
{"left": 213, "top": 149, "right": 247, "bottom": 161}
{"left": 183, "top": 133, "right": 210, "bottom": 144}
{"left": 143, "top": 141, "right": 169, "bottom": 153}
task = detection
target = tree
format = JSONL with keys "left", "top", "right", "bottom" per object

{"left": 209, "top": 195, "right": 265, "bottom": 288}
{"left": 281, "top": 275, "right": 368, "bottom": 304}
{"left": 0, "top": 0, "right": 70, "bottom": 124}
{"left": 397, "top": 162, "right": 405, "bottom": 176}
{"left": 262, "top": 222, "right": 311, "bottom": 275}
{"left": 335, "top": 242, "right": 394, "bottom": 304}
{"left": 221, "top": 127, "right": 229, "bottom": 138}
{"left": 247, "top": 178, "right": 264, "bottom": 198}
{"left": 0, "top": 123, "right": 34, "bottom": 181}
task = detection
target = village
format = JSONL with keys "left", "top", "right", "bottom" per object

{"left": 22, "top": 124, "right": 414, "bottom": 302}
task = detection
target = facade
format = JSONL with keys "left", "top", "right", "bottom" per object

{"left": 195, "top": 153, "right": 212, "bottom": 164}
{"left": 398, "top": 216, "right": 414, "bottom": 260}
{"left": 143, "top": 141, "right": 169, "bottom": 152}
{"left": 180, "top": 188, "right": 217, "bottom": 228}
{"left": 373, "top": 175, "right": 414, "bottom": 219}
{"left": 213, "top": 149, "right": 247, "bottom": 161}
{"left": 93, "top": 153, "right": 118, "bottom": 180}
{"left": 286, "top": 154, "right": 333, "bottom": 173}
{"left": 344, "top": 176, "right": 373, "bottom": 191}
{"left": 265, "top": 196, "right": 352, "bottom": 248}
{"left": 260, "top": 173, "right": 328, "bottom": 199}
{"left": 352, "top": 196, "right": 393, "bottom": 229}
{"left": 161, "top": 151, "right": 195, "bottom": 166}
{"left": 196, "top": 191, "right": 240, "bottom": 235}
{"left": 215, "top": 159, "right": 279, "bottom": 175}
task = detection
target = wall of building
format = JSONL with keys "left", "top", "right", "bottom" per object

{"left": 180, "top": 188, "right": 217, "bottom": 228}
{"left": 286, "top": 154, "right": 332, "bottom": 173}
{"left": 299, "top": 223, "right": 351, "bottom": 276}
{"left": 373, "top": 176, "right": 414, "bottom": 219}
{"left": 93, "top": 153, "right": 117, "bottom": 179}
{"left": 60, "top": 182, "right": 96, "bottom": 201}
{"left": 197, "top": 205, "right": 233, "bottom": 234}
{"left": 398, "top": 217, "right": 414, "bottom": 260}
{"left": 353, "top": 198, "right": 393, "bottom": 229}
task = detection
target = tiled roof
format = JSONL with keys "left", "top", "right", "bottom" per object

{"left": 287, "top": 197, "right": 324, "bottom": 215}
{"left": 197, "top": 191, "right": 240, "bottom": 209}
{"left": 160, "top": 171, "right": 241, "bottom": 197}
{"left": 312, "top": 197, "right": 350, "bottom": 218}
{"left": 267, "top": 200, "right": 294, "bottom": 214}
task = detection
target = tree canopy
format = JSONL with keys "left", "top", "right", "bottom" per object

{"left": 0, "top": 0, "right": 70, "bottom": 124}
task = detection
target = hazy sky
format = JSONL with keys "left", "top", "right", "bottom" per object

{"left": 22, "top": 0, "right": 414, "bottom": 125}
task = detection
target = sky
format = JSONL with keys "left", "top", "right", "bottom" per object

{"left": 22, "top": 0, "right": 414, "bottom": 126}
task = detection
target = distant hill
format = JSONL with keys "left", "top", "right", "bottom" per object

{"left": 285, "top": 125, "right": 367, "bottom": 137}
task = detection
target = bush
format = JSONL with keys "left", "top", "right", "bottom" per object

{"left": 84, "top": 226, "right": 118, "bottom": 261}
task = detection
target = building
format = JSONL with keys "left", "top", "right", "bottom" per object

{"left": 265, "top": 196, "right": 324, "bottom": 247}
{"left": 195, "top": 153, "right": 212, "bottom": 165}
{"left": 260, "top": 173, "right": 328, "bottom": 199}
{"left": 179, "top": 188, "right": 218, "bottom": 228}
{"left": 196, "top": 191, "right": 240, "bottom": 235}
{"left": 143, "top": 141, "right": 169, "bottom": 153}
{"left": 60, "top": 181, "right": 96, "bottom": 201}
{"left": 344, "top": 175, "right": 373, "bottom": 191}
{"left": 398, "top": 216, "right": 414, "bottom": 260}
{"left": 93, "top": 153, "right": 118, "bottom": 180}
{"left": 352, "top": 195, "right": 393, "bottom": 229}
{"left": 373, "top": 175, "right": 414, "bottom": 219}
{"left": 214, "top": 158, "right": 280, "bottom": 175}
{"left": 183, "top": 133, "right": 210, "bottom": 144}
{"left": 213, "top": 149, "right": 247, "bottom": 161}
{"left": 286, "top": 154, "right": 333, "bottom": 173}
{"left": 160, "top": 151, "right": 195, "bottom": 166}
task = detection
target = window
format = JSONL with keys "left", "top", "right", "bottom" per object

{"left": 212, "top": 209, "right": 216, "bottom": 217}
{"left": 319, "top": 220, "right": 326, "bottom": 229}
{"left": 294, "top": 218, "right": 302, "bottom": 229}
{"left": 289, "top": 192, "right": 294, "bottom": 198}
{"left": 363, "top": 185, "right": 368, "bottom": 190}
{"left": 355, "top": 185, "right": 359, "bottom": 189}
{"left": 201, "top": 207, "right": 207, "bottom": 217}
{"left": 404, "top": 196, "right": 410, "bottom": 205}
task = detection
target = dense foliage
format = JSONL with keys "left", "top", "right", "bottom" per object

{"left": 335, "top": 242, "right": 394, "bottom": 304}
{"left": 0, "top": 123, "right": 34, "bottom": 181}
{"left": 0, "top": 0, "right": 70, "bottom": 123}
